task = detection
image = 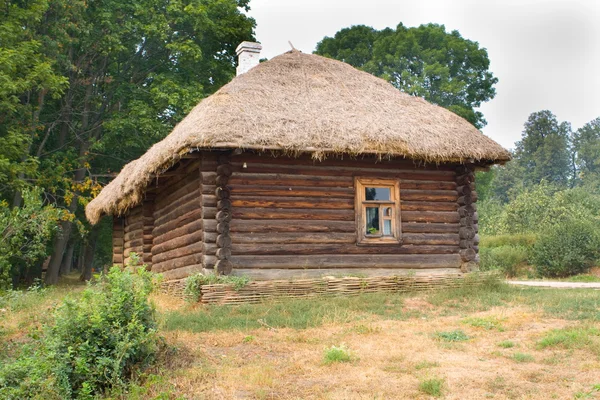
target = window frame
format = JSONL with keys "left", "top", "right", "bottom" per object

{"left": 354, "top": 177, "right": 402, "bottom": 245}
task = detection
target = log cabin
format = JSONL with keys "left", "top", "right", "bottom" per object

{"left": 85, "top": 42, "right": 510, "bottom": 281}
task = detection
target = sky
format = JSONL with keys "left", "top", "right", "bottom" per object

{"left": 247, "top": 0, "right": 600, "bottom": 150}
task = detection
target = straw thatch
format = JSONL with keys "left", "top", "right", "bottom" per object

{"left": 86, "top": 50, "right": 510, "bottom": 224}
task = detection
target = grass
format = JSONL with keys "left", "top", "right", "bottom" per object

{"left": 435, "top": 329, "right": 470, "bottom": 342}
{"left": 511, "top": 352, "right": 534, "bottom": 363}
{"left": 462, "top": 315, "right": 505, "bottom": 331}
{"left": 498, "top": 340, "right": 516, "bottom": 348}
{"left": 418, "top": 377, "right": 444, "bottom": 397}
{"left": 414, "top": 360, "right": 440, "bottom": 370}
{"left": 564, "top": 274, "right": 600, "bottom": 283}
{"left": 323, "top": 345, "right": 353, "bottom": 364}
{"left": 163, "top": 292, "right": 406, "bottom": 332}
{"left": 537, "top": 326, "right": 600, "bottom": 352}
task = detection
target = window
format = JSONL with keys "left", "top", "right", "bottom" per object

{"left": 355, "top": 178, "right": 401, "bottom": 244}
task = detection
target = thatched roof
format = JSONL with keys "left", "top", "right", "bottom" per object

{"left": 86, "top": 50, "right": 510, "bottom": 224}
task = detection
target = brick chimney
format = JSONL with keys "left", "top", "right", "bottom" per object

{"left": 236, "top": 41, "right": 262, "bottom": 76}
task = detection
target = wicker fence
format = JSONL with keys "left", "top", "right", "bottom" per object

{"left": 160, "top": 272, "right": 498, "bottom": 305}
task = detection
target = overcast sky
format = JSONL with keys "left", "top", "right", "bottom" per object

{"left": 247, "top": 0, "right": 600, "bottom": 150}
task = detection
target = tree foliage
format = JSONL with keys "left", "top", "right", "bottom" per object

{"left": 315, "top": 23, "right": 498, "bottom": 128}
{"left": 0, "top": 0, "right": 255, "bottom": 284}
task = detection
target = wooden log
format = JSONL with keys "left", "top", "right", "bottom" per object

{"left": 124, "top": 221, "right": 143, "bottom": 234}
{"left": 152, "top": 230, "right": 204, "bottom": 256}
{"left": 154, "top": 199, "right": 201, "bottom": 228}
{"left": 201, "top": 171, "right": 217, "bottom": 185}
{"left": 229, "top": 173, "right": 353, "bottom": 188}
{"left": 152, "top": 219, "right": 203, "bottom": 246}
{"left": 460, "top": 248, "right": 477, "bottom": 262}
{"left": 152, "top": 209, "right": 202, "bottom": 238}
{"left": 152, "top": 253, "right": 204, "bottom": 273}
{"left": 401, "top": 211, "right": 460, "bottom": 224}
{"left": 457, "top": 195, "right": 473, "bottom": 206}
{"left": 459, "top": 239, "right": 474, "bottom": 249}
{"left": 216, "top": 247, "right": 232, "bottom": 259}
{"left": 400, "top": 190, "right": 458, "bottom": 202}
{"left": 232, "top": 244, "right": 459, "bottom": 256}
{"left": 215, "top": 186, "right": 230, "bottom": 199}
{"left": 233, "top": 207, "right": 354, "bottom": 221}
{"left": 204, "top": 231, "right": 217, "bottom": 243}
{"left": 229, "top": 185, "right": 354, "bottom": 198}
{"left": 154, "top": 189, "right": 200, "bottom": 219}
{"left": 203, "top": 219, "right": 217, "bottom": 232}
{"left": 216, "top": 259, "right": 233, "bottom": 275}
{"left": 217, "top": 199, "right": 232, "bottom": 211}
{"left": 230, "top": 267, "right": 461, "bottom": 281}
{"left": 203, "top": 255, "right": 217, "bottom": 268}
{"left": 216, "top": 234, "right": 231, "bottom": 248}
{"left": 202, "top": 194, "right": 217, "bottom": 207}
{"left": 403, "top": 233, "right": 460, "bottom": 246}
{"left": 230, "top": 196, "right": 353, "bottom": 209}
{"left": 152, "top": 242, "right": 204, "bottom": 265}
{"left": 401, "top": 222, "right": 460, "bottom": 234}
{"left": 459, "top": 227, "right": 475, "bottom": 240}
{"left": 230, "top": 232, "right": 356, "bottom": 244}
{"left": 235, "top": 153, "right": 457, "bottom": 171}
{"left": 456, "top": 172, "right": 475, "bottom": 186}
{"left": 124, "top": 230, "right": 143, "bottom": 242}
{"left": 216, "top": 164, "right": 233, "bottom": 177}
{"left": 204, "top": 207, "right": 217, "bottom": 219}
{"left": 460, "top": 216, "right": 474, "bottom": 227}
{"left": 474, "top": 234, "right": 480, "bottom": 245}
{"left": 216, "top": 210, "right": 232, "bottom": 223}
{"left": 229, "top": 254, "right": 462, "bottom": 269}
{"left": 155, "top": 175, "right": 200, "bottom": 209}
{"left": 216, "top": 222, "right": 230, "bottom": 234}
{"left": 160, "top": 264, "right": 204, "bottom": 281}
{"left": 203, "top": 184, "right": 217, "bottom": 195}
{"left": 456, "top": 185, "right": 472, "bottom": 196}
{"left": 229, "top": 219, "right": 354, "bottom": 233}
{"left": 215, "top": 175, "right": 229, "bottom": 186}
{"left": 203, "top": 242, "right": 218, "bottom": 255}
{"left": 230, "top": 165, "right": 457, "bottom": 181}
{"left": 401, "top": 201, "right": 457, "bottom": 212}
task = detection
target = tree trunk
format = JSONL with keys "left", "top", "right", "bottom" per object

{"left": 80, "top": 226, "right": 99, "bottom": 281}
{"left": 60, "top": 240, "right": 75, "bottom": 276}
{"left": 45, "top": 220, "right": 72, "bottom": 285}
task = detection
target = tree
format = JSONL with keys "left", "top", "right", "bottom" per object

{"left": 513, "top": 110, "right": 572, "bottom": 187}
{"left": 572, "top": 117, "right": 600, "bottom": 177}
{"left": 1, "top": 0, "right": 255, "bottom": 285}
{"left": 315, "top": 23, "right": 498, "bottom": 128}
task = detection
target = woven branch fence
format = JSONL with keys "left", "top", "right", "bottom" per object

{"left": 160, "top": 272, "right": 499, "bottom": 305}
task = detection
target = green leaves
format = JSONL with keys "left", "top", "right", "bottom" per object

{"left": 316, "top": 23, "right": 497, "bottom": 128}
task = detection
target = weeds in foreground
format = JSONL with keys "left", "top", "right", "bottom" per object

{"left": 323, "top": 345, "right": 353, "bottom": 364}
{"left": 418, "top": 377, "right": 444, "bottom": 397}
{"left": 511, "top": 352, "right": 534, "bottom": 363}
{"left": 414, "top": 361, "right": 440, "bottom": 370}
{"left": 462, "top": 316, "right": 505, "bottom": 331}
{"left": 537, "top": 326, "right": 600, "bottom": 353}
{"left": 498, "top": 340, "right": 515, "bottom": 348}
{"left": 435, "top": 329, "right": 470, "bottom": 342}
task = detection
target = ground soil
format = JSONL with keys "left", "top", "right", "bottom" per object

{"left": 152, "top": 294, "right": 600, "bottom": 400}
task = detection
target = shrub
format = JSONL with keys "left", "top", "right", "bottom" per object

{"left": 184, "top": 272, "right": 250, "bottom": 301}
{"left": 479, "top": 234, "right": 536, "bottom": 248}
{"left": 418, "top": 377, "right": 444, "bottom": 397}
{"left": 531, "top": 217, "right": 600, "bottom": 277}
{"left": 323, "top": 345, "right": 353, "bottom": 364}
{"left": 0, "top": 188, "right": 63, "bottom": 289}
{"left": 0, "top": 267, "right": 160, "bottom": 398}
{"left": 435, "top": 330, "right": 469, "bottom": 342}
{"left": 479, "top": 245, "right": 529, "bottom": 277}
{"left": 511, "top": 352, "right": 534, "bottom": 363}
{"left": 497, "top": 340, "right": 515, "bottom": 348}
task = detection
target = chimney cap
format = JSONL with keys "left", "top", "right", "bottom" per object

{"left": 236, "top": 41, "right": 262, "bottom": 55}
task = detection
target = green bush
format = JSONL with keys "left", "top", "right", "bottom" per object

{"left": 184, "top": 272, "right": 250, "bottom": 301}
{"left": 479, "top": 234, "right": 536, "bottom": 248}
{"left": 479, "top": 245, "right": 529, "bottom": 277}
{"left": 0, "top": 267, "right": 160, "bottom": 399}
{"left": 531, "top": 217, "right": 600, "bottom": 277}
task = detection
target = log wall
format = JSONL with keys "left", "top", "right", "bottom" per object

{"left": 227, "top": 153, "right": 469, "bottom": 278}
{"left": 112, "top": 216, "right": 124, "bottom": 267}
{"left": 123, "top": 204, "right": 144, "bottom": 266}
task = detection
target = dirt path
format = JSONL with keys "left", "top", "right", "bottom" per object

{"left": 508, "top": 280, "right": 600, "bottom": 289}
